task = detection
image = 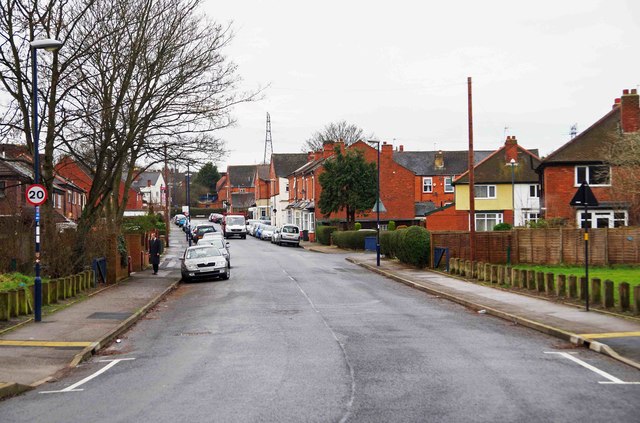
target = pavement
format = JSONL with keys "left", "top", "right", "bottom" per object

{"left": 1, "top": 237, "right": 638, "bottom": 400}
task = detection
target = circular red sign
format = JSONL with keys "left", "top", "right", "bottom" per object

{"left": 25, "top": 184, "right": 48, "bottom": 206}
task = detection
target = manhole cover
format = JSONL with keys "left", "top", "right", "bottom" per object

{"left": 87, "top": 312, "right": 133, "bottom": 320}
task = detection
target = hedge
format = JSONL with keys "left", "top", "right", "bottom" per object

{"left": 380, "top": 226, "right": 430, "bottom": 268}
{"left": 331, "top": 230, "right": 376, "bottom": 250}
{"left": 316, "top": 226, "right": 338, "bottom": 245}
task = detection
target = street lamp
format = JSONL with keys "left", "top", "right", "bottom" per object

{"left": 367, "top": 140, "right": 381, "bottom": 267}
{"left": 30, "top": 38, "right": 63, "bottom": 322}
{"left": 186, "top": 163, "right": 192, "bottom": 246}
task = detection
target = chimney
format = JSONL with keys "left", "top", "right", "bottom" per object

{"left": 613, "top": 97, "right": 621, "bottom": 109}
{"left": 620, "top": 88, "right": 640, "bottom": 133}
{"left": 434, "top": 150, "right": 444, "bottom": 169}
{"left": 147, "top": 179, "right": 152, "bottom": 187}
{"left": 307, "top": 151, "right": 316, "bottom": 162}
{"left": 504, "top": 135, "right": 519, "bottom": 162}
{"left": 399, "top": 145, "right": 404, "bottom": 152}
{"left": 322, "top": 141, "right": 335, "bottom": 159}
{"left": 381, "top": 141, "right": 393, "bottom": 157}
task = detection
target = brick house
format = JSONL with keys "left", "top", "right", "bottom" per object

{"left": 268, "top": 153, "right": 308, "bottom": 227}
{"left": 287, "top": 140, "right": 416, "bottom": 240}
{"left": 131, "top": 171, "right": 166, "bottom": 209}
{"left": 253, "top": 164, "right": 271, "bottom": 220}
{"left": 55, "top": 156, "right": 144, "bottom": 212}
{"left": 222, "top": 165, "right": 258, "bottom": 213}
{"left": 538, "top": 88, "right": 640, "bottom": 227}
{"left": 393, "top": 147, "right": 493, "bottom": 220}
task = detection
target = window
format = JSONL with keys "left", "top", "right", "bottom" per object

{"left": 0, "top": 181, "right": 5, "bottom": 198}
{"left": 524, "top": 212, "right": 540, "bottom": 224}
{"left": 474, "top": 185, "right": 496, "bottom": 199}
{"left": 67, "top": 190, "right": 72, "bottom": 203}
{"left": 475, "top": 213, "right": 503, "bottom": 231}
{"left": 285, "top": 183, "right": 289, "bottom": 193}
{"left": 444, "top": 177, "right": 454, "bottom": 193}
{"left": 578, "top": 210, "right": 627, "bottom": 228}
{"left": 422, "top": 177, "right": 433, "bottom": 193}
{"left": 309, "top": 213, "right": 315, "bottom": 232}
{"left": 575, "top": 165, "right": 610, "bottom": 186}
{"left": 529, "top": 184, "right": 540, "bottom": 198}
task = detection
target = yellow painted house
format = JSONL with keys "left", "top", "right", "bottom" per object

{"left": 453, "top": 136, "right": 542, "bottom": 230}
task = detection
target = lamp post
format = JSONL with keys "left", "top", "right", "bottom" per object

{"left": 186, "top": 163, "right": 192, "bottom": 246}
{"left": 367, "top": 140, "right": 381, "bottom": 267}
{"left": 30, "top": 38, "right": 62, "bottom": 322}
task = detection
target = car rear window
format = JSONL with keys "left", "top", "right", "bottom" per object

{"left": 186, "top": 247, "right": 221, "bottom": 259}
{"left": 282, "top": 226, "right": 299, "bottom": 233}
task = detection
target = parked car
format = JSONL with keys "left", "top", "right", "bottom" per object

{"left": 260, "top": 225, "right": 276, "bottom": 241}
{"left": 181, "top": 245, "right": 230, "bottom": 282}
{"left": 276, "top": 224, "right": 300, "bottom": 247}
{"left": 271, "top": 227, "right": 280, "bottom": 244}
{"left": 198, "top": 237, "right": 231, "bottom": 266}
{"left": 223, "top": 214, "right": 247, "bottom": 239}
{"left": 254, "top": 223, "right": 264, "bottom": 239}
{"left": 246, "top": 219, "right": 258, "bottom": 234}
{"left": 176, "top": 216, "right": 188, "bottom": 227}
{"left": 209, "top": 213, "right": 223, "bottom": 223}
{"left": 201, "top": 231, "right": 224, "bottom": 241}
{"left": 173, "top": 214, "right": 186, "bottom": 225}
{"left": 193, "top": 224, "right": 217, "bottom": 243}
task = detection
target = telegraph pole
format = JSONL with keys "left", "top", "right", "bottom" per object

{"left": 468, "top": 77, "right": 476, "bottom": 262}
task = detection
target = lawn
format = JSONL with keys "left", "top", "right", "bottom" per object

{"left": 512, "top": 264, "right": 640, "bottom": 304}
{"left": 0, "top": 273, "right": 46, "bottom": 292}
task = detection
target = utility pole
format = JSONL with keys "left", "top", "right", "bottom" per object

{"left": 467, "top": 77, "right": 476, "bottom": 262}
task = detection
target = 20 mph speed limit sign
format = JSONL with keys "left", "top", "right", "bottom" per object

{"left": 26, "top": 184, "right": 48, "bottom": 206}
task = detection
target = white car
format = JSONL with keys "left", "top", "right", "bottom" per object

{"left": 201, "top": 231, "right": 224, "bottom": 241}
{"left": 275, "top": 224, "right": 300, "bottom": 247}
{"left": 260, "top": 225, "right": 276, "bottom": 240}
{"left": 198, "top": 237, "right": 231, "bottom": 266}
{"left": 181, "top": 245, "right": 230, "bottom": 282}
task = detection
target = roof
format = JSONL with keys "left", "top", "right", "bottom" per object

{"left": 540, "top": 107, "right": 620, "bottom": 166}
{"left": 455, "top": 145, "right": 541, "bottom": 184}
{"left": 228, "top": 165, "right": 257, "bottom": 187}
{"left": 131, "top": 171, "right": 163, "bottom": 188}
{"left": 231, "top": 192, "right": 255, "bottom": 209}
{"left": 393, "top": 150, "right": 494, "bottom": 176}
{"left": 272, "top": 153, "right": 308, "bottom": 178}
{"left": 256, "top": 164, "right": 270, "bottom": 181}
{"left": 415, "top": 201, "right": 437, "bottom": 216}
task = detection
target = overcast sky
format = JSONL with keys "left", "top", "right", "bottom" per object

{"left": 204, "top": 0, "right": 640, "bottom": 171}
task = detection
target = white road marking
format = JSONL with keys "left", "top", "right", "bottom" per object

{"left": 545, "top": 352, "right": 640, "bottom": 385}
{"left": 40, "top": 358, "right": 136, "bottom": 394}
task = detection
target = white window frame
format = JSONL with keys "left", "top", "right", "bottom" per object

{"left": 422, "top": 177, "right": 433, "bottom": 193}
{"left": 474, "top": 185, "right": 496, "bottom": 199}
{"left": 529, "top": 184, "right": 540, "bottom": 198}
{"left": 444, "top": 177, "right": 454, "bottom": 193}
{"left": 575, "top": 165, "right": 611, "bottom": 187}
{"left": 524, "top": 211, "right": 540, "bottom": 224}
{"left": 475, "top": 212, "right": 503, "bottom": 231}
{"left": 577, "top": 210, "right": 628, "bottom": 228}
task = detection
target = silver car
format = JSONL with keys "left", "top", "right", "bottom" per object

{"left": 198, "top": 237, "right": 231, "bottom": 267}
{"left": 260, "top": 224, "right": 276, "bottom": 240}
{"left": 181, "top": 245, "right": 230, "bottom": 282}
{"left": 275, "top": 224, "right": 300, "bottom": 247}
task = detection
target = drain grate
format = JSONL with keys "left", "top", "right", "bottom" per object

{"left": 87, "top": 312, "right": 133, "bottom": 320}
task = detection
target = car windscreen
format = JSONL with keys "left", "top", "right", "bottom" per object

{"left": 197, "top": 226, "right": 215, "bottom": 235}
{"left": 185, "top": 247, "right": 221, "bottom": 259}
{"left": 282, "top": 226, "right": 299, "bottom": 233}
{"left": 226, "top": 216, "right": 244, "bottom": 225}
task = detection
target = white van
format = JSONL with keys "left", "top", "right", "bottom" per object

{"left": 223, "top": 214, "right": 247, "bottom": 239}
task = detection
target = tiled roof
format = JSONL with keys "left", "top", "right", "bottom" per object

{"left": 228, "top": 165, "right": 257, "bottom": 187}
{"left": 131, "top": 171, "right": 162, "bottom": 188}
{"left": 272, "top": 153, "right": 308, "bottom": 178}
{"left": 256, "top": 164, "right": 270, "bottom": 181}
{"left": 541, "top": 108, "right": 619, "bottom": 166}
{"left": 393, "top": 150, "right": 494, "bottom": 176}
{"left": 415, "top": 201, "right": 437, "bottom": 216}
{"left": 455, "top": 145, "right": 541, "bottom": 184}
{"left": 231, "top": 192, "right": 255, "bottom": 209}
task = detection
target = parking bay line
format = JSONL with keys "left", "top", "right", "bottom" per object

{"left": 545, "top": 352, "right": 640, "bottom": 385}
{"left": 40, "top": 358, "right": 136, "bottom": 394}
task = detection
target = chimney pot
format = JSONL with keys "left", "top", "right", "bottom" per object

{"left": 623, "top": 89, "right": 630, "bottom": 95}
{"left": 632, "top": 88, "right": 638, "bottom": 95}
{"left": 399, "top": 145, "right": 404, "bottom": 152}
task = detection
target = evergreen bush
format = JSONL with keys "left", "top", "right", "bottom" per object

{"left": 387, "top": 221, "right": 396, "bottom": 231}
{"left": 332, "top": 230, "right": 376, "bottom": 250}
{"left": 493, "top": 222, "right": 512, "bottom": 231}
{"left": 316, "top": 226, "right": 338, "bottom": 245}
{"left": 396, "top": 226, "right": 430, "bottom": 267}
{"left": 354, "top": 222, "right": 362, "bottom": 231}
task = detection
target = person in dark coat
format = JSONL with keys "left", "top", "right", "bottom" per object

{"left": 149, "top": 232, "right": 163, "bottom": 275}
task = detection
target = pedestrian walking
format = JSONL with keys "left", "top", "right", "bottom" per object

{"left": 149, "top": 232, "right": 163, "bottom": 275}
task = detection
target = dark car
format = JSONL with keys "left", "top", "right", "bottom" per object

{"left": 193, "top": 224, "right": 217, "bottom": 243}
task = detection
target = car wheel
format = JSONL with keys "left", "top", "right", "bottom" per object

{"left": 221, "top": 265, "right": 230, "bottom": 280}
{"left": 181, "top": 273, "right": 190, "bottom": 283}
{"left": 242, "top": 235, "right": 246, "bottom": 239}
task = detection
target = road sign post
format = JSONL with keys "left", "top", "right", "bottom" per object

{"left": 570, "top": 182, "right": 599, "bottom": 312}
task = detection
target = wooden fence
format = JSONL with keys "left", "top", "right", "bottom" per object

{"left": 431, "top": 227, "right": 640, "bottom": 265}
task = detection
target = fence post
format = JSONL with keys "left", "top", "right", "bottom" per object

{"left": 633, "top": 286, "right": 640, "bottom": 315}
{"left": 557, "top": 274, "right": 566, "bottom": 297}
{"left": 0, "top": 291, "right": 9, "bottom": 321}
{"left": 527, "top": 270, "right": 536, "bottom": 290}
{"left": 568, "top": 275, "right": 578, "bottom": 299}
{"left": 497, "top": 266, "right": 504, "bottom": 285}
{"left": 490, "top": 265, "right": 498, "bottom": 284}
{"left": 579, "top": 276, "right": 587, "bottom": 301}
{"left": 17, "top": 289, "right": 27, "bottom": 315}
{"left": 590, "top": 278, "right": 602, "bottom": 305}
{"left": 603, "top": 280, "right": 614, "bottom": 309}
{"left": 619, "top": 282, "right": 630, "bottom": 312}
{"left": 536, "top": 271, "right": 545, "bottom": 293}
{"left": 545, "top": 273, "right": 555, "bottom": 296}
{"left": 484, "top": 263, "right": 491, "bottom": 282}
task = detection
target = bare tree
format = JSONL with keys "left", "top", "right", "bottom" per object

{"left": 302, "top": 120, "right": 371, "bottom": 152}
{"left": 602, "top": 132, "right": 640, "bottom": 224}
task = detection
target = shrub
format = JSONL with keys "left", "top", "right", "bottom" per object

{"left": 396, "top": 226, "right": 430, "bottom": 268}
{"left": 380, "top": 228, "right": 405, "bottom": 258}
{"left": 397, "top": 224, "right": 408, "bottom": 230}
{"left": 354, "top": 222, "right": 362, "bottom": 231}
{"left": 316, "top": 226, "right": 338, "bottom": 245}
{"left": 332, "top": 230, "right": 376, "bottom": 250}
{"left": 527, "top": 218, "right": 568, "bottom": 229}
{"left": 493, "top": 223, "right": 512, "bottom": 231}
{"left": 387, "top": 221, "right": 396, "bottom": 231}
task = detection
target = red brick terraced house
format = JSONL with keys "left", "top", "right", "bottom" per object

{"left": 287, "top": 140, "right": 416, "bottom": 241}
{"left": 253, "top": 164, "right": 272, "bottom": 220}
{"left": 538, "top": 89, "right": 640, "bottom": 228}
{"left": 221, "top": 165, "right": 258, "bottom": 214}
{"left": 268, "top": 153, "right": 308, "bottom": 227}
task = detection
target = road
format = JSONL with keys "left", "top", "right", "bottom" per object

{"left": 1, "top": 219, "right": 639, "bottom": 422}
